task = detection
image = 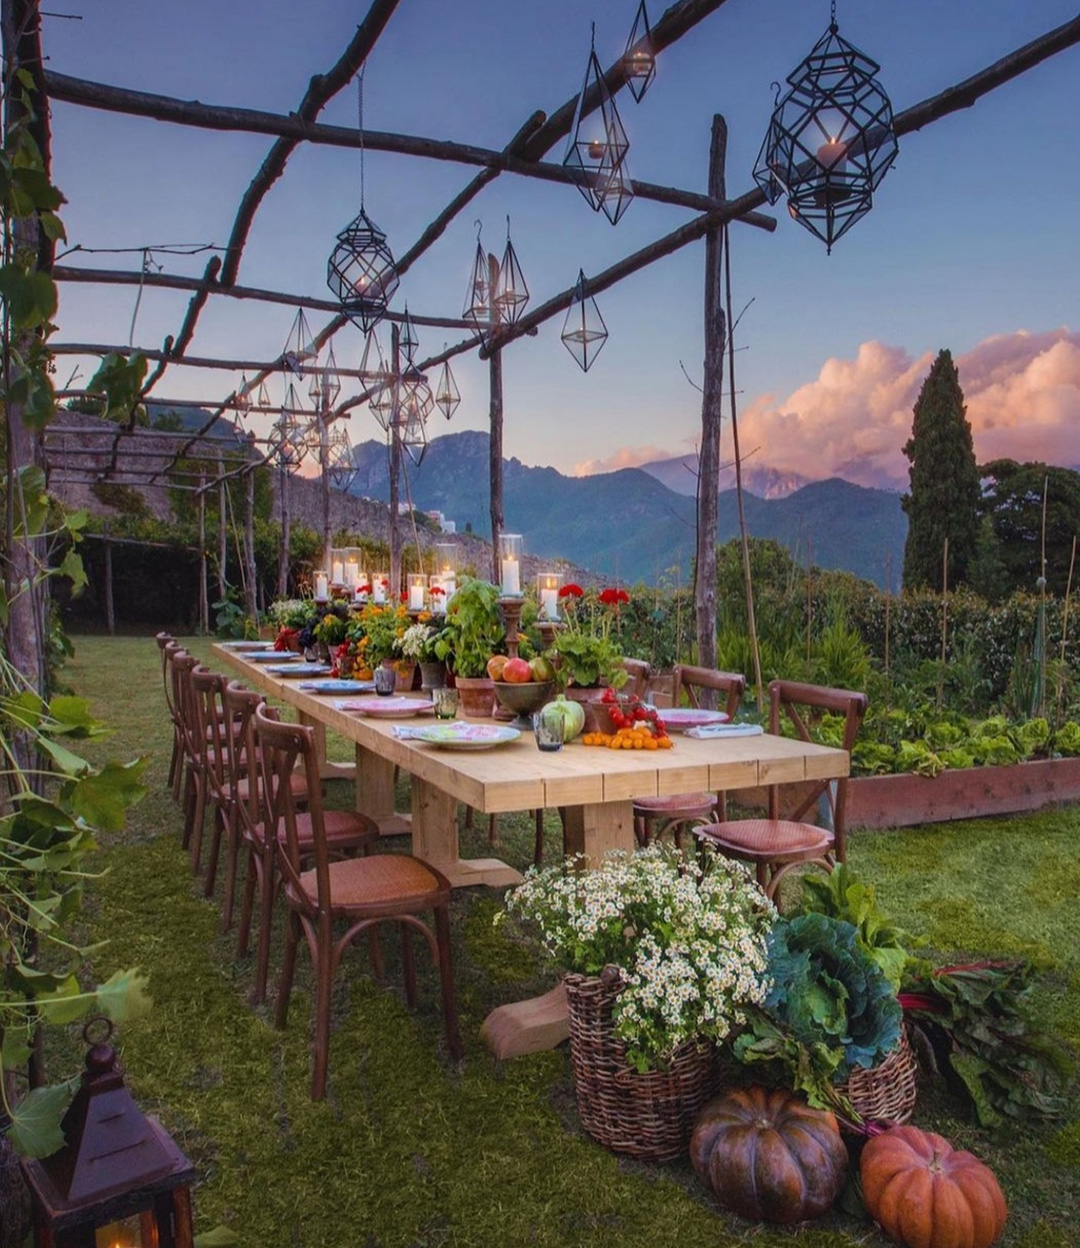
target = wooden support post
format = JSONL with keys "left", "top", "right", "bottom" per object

{"left": 695, "top": 115, "right": 726, "bottom": 685}
{"left": 197, "top": 475, "right": 209, "bottom": 634}
{"left": 217, "top": 451, "right": 227, "bottom": 608}
{"left": 278, "top": 458, "right": 290, "bottom": 598}
{"left": 318, "top": 411, "right": 331, "bottom": 559}
{"left": 243, "top": 465, "right": 258, "bottom": 620}
{"left": 389, "top": 325, "right": 402, "bottom": 599}
{"left": 488, "top": 253, "right": 504, "bottom": 582}
{"left": 102, "top": 524, "right": 115, "bottom": 636}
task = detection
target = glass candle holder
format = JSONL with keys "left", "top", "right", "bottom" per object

{"left": 314, "top": 570, "right": 329, "bottom": 601}
{"left": 371, "top": 573, "right": 389, "bottom": 605}
{"left": 408, "top": 573, "right": 427, "bottom": 612}
{"left": 537, "top": 570, "right": 562, "bottom": 619}
{"left": 499, "top": 533, "right": 523, "bottom": 596}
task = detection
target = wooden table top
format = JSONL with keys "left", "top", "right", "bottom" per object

{"left": 214, "top": 646, "right": 850, "bottom": 815}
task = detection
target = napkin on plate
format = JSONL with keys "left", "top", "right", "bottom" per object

{"left": 685, "top": 722, "right": 765, "bottom": 739}
{"left": 390, "top": 725, "right": 428, "bottom": 739}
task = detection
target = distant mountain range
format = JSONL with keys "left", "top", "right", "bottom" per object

{"left": 349, "top": 430, "right": 906, "bottom": 588}
{"left": 637, "top": 453, "right": 809, "bottom": 500}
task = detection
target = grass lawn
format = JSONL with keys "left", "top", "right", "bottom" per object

{"left": 48, "top": 634, "right": 1080, "bottom": 1247}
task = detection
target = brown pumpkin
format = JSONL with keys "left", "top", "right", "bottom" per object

{"left": 861, "top": 1125, "right": 1007, "bottom": 1248}
{"left": 689, "top": 1085, "right": 848, "bottom": 1224}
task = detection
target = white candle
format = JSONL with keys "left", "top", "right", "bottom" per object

{"left": 344, "top": 560, "right": 360, "bottom": 589}
{"left": 501, "top": 556, "right": 520, "bottom": 596}
{"left": 314, "top": 572, "right": 328, "bottom": 600}
{"left": 816, "top": 139, "right": 847, "bottom": 172}
{"left": 409, "top": 584, "right": 425, "bottom": 611}
{"left": 331, "top": 559, "right": 344, "bottom": 584}
{"left": 373, "top": 580, "right": 386, "bottom": 605}
{"left": 541, "top": 587, "right": 558, "bottom": 618}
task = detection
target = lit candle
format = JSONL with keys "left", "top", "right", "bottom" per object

{"left": 541, "top": 585, "right": 558, "bottom": 619}
{"left": 501, "top": 556, "right": 520, "bottom": 596}
{"left": 344, "top": 558, "right": 360, "bottom": 589}
{"left": 816, "top": 139, "right": 847, "bottom": 172}
{"left": 373, "top": 577, "right": 387, "bottom": 605}
{"left": 409, "top": 583, "right": 425, "bottom": 611}
{"left": 442, "top": 575, "right": 456, "bottom": 601}
{"left": 331, "top": 559, "right": 344, "bottom": 585}
{"left": 314, "top": 572, "right": 328, "bottom": 600}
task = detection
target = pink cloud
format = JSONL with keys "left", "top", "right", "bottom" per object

{"left": 738, "top": 329, "right": 1080, "bottom": 489}
{"left": 572, "top": 444, "right": 680, "bottom": 476}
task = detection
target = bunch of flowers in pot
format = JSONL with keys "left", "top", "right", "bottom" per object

{"left": 400, "top": 617, "right": 447, "bottom": 689}
{"left": 267, "top": 598, "right": 317, "bottom": 651}
{"left": 551, "top": 584, "right": 631, "bottom": 691}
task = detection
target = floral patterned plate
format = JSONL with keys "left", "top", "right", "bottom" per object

{"left": 265, "top": 663, "right": 331, "bottom": 678}
{"left": 414, "top": 723, "right": 521, "bottom": 750}
{"left": 338, "top": 697, "right": 435, "bottom": 718}
{"left": 658, "top": 708, "right": 730, "bottom": 733}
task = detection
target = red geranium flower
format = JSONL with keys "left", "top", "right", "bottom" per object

{"left": 429, "top": 584, "right": 446, "bottom": 597}
{"left": 559, "top": 582, "right": 585, "bottom": 598}
{"left": 358, "top": 583, "right": 372, "bottom": 595}
{"left": 599, "top": 587, "right": 630, "bottom": 606}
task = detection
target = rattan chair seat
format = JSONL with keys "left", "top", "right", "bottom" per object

{"left": 632, "top": 792, "right": 715, "bottom": 817}
{"left": 697, "top": 818, "right": 832, "bottom": 860}
{"left": 297, "top": 853, "right": 442, "bottom": 910}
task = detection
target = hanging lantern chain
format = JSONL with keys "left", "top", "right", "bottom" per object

{"left": 357, "top": 68, "right": 366, "bottom": 209}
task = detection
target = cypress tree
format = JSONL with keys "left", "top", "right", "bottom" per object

{"left": 901, "top": 349, "right": 981, "bottom": 591}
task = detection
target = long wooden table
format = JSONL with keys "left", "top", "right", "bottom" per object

{"left": 215, "top": 646, "right": 850, "bottom": 892}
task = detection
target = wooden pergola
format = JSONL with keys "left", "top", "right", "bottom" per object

{"left": 6, "top": 0, "right": 1080, "bottom": 691}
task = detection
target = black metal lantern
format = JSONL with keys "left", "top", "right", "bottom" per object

{"left": 493, "top": 219, "right": 529, "bottom": 326}
{"left": 753, "top": 3, "right": 897, "bottom": 252}
{"left": 623, "top": 0, "right": 656, "bottom": 103}
{"left": 359, "top": 331, "right": 394, "bottom": 431}
{"left": 596, "top": 147, "right": 635, "bottom": 225}
{"left": 281, "top": 308, "right": 316, "bottom": 376}
{"left": 434, "top": 358, "right": 460, "bottom": 421}
{"left": 463, "top": 228, "right": 492, "bottom": 338}
{"left": 268, "top": 384, "right": 308, "bottom": 471}
{"left": 326, "top": 423, "right": 359, "bottom": 492}
{"left": 399, "top": 306, "right": 419, "bottom": 367}
{"left": 560, "top": 269, "right": 608, "bottom": 372}
{"left": 21, "top": 1022, "right": 196, "bottom": 1248}
{"left": 254, "top": 380, "right": 272, "bottom": 410}
{"left": 327, "top": 207, "right": 400, "bottom": 334}
{"left": 394, "top": 376, "right": 429, "bottom": 468}
{"left": 564, "top": 27, "right": 631, "bottom": 218}
{"left": 232, "top": 374, "right": 251, "bottom": 414}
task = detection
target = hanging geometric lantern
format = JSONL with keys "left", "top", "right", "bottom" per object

{"left": 399, "top": 305, "right": 419, "bottom": 367}
{"left": 623, "top": 0, "right": 656, "bottom": 103}
{"left": 303, "top": 414, "right": 326, "bottom": 460}
{"left": 493, "top": 218, "right": 529, "bottom": 326}
{"left": 360, "top": 331, "right": 394, "bottom": 431}
{"left": 463, "top": 227, "right": 493, "bottom": 338}
{"left": 563, "top": 25, "right": 631, "bottom": 217}
{"left": 326, "top": 423, "right": 359, "bottom": 492}
{"left": 753, "top": 3, "right": 897, "bottom": 252}
{"left": 320, "top": 343, "right": 341, "bottom": 408}
{"left": 399, "top": 404, "right": 428, "bottom": 467}
{"left": 268, "top": 383, "right": 308, "bottom": 472}
{"left": 281, "top": 308, "right": 317, "bottom": 376}
{"left": 233, "top": 374, "right": 251, "bottom": 414}
{"left": 596, "top": 148, "right": 635, "bottom": 226}
{"left": 254, "top": 380, "right": 272, "bottom": 410}
{"left": 434, "top": 357, "right": 460, "bottom": 421}
{"left": 20, "top": 1021, "right": 196, "bottom": 1248}
{"left": 399, "top": 364, "right": 434, "bottom": 426}
{"left": 327, "top": 208, "right": 400, "bottom": 334}
{"left": 560, "top": 270, "right": 609, "bottom": 373}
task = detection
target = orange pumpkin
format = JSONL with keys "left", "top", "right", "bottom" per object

{"left": 861, "top": 1125, "right": 1007, "bottom": 1248}
{"left": 689, "top": 1086, "right": 848, "bottom": 1224}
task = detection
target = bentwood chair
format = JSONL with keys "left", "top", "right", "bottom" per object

{"left": 240, "top": 705, "right": 374, "bottom": 1006}
{"left": 632, "top": 666, "right": 746, "bottom": 849}
{"left": 154, "top": 632, "right": 181, "bottom": 797}
{"left": 695, "top": 679, "right": 868, "bottom": 908}
{"left": 189, "top": 666, "right": 229, "bottom": 882}
{"left": 257, "top": 706, "right": 463, "bottom": 1099}
{"left": 166, "top": 648, "right": 206, "bottom": 853}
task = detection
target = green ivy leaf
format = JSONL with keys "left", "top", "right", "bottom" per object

{"left": 1, "top": 1019, "right": 33, "bottom": 1070}
{"left": 68, "top": 758, "right": 148, "bottom": 830}
{"left": 56, "top": 549, "right": 88, "bottom": 593}
{"left": 13, "top": 464, "right": 49, "bottom": 536}
{"left": 6, "top": 1082, "right": 73, "bottom": 1158}
{"left": 35, "top": 974, "right": 88, "bottom": 1024}
{"left": 94, "top": 968, "right": 153, "bottom": 1022}
{"left": 39, "top": 734, "right": 89, "bottom": 777}
{"left": 47, "top": 695, "right": 100, "bottom": 736}
{"left": 0, "top": 263, "right": 56, "bottom": 328}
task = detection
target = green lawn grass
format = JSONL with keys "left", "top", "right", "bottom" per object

{"left": 51, "top": 635, "right": 1080, "bottom": 1248}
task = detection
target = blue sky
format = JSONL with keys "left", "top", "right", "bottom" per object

{"left": 44, "top": 0, "right": 1080, "bottom": 482}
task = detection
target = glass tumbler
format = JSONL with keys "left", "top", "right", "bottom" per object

{"left": 373, "top": 666, "right": 397, "bottom": 696}
{"left": 532, "top": 707, "right": 565, "bottom": 752}
{"left": 433, "top": 687, "right": 459, "bottom": 720}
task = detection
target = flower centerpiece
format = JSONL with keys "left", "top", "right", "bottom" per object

{"left": 505, "top": 845, "right": 774, "bottom": 1160}
{"left": 400, "top": 617, "right": 447, "bottom": 689}
{"left": 267, "top": 598, "right": 317, "bottom": 651}
{"left": 551, "top": 584, "right": 631, "bottom": 690}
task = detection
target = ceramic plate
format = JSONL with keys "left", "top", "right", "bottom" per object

{"left": 250, "top": 651, "right": 298, "bottom": 663}
{"left": 221, "top": 640, "right": 274, "bottom": 651}
{"left": 265, "top": 663, "right": 331, "bottom": 678}
{"left": 658, "top": 708, "right": 730, "bottom": 733}
{"left": 340, "top": 697, "right": 435, "bottom": 718}
{"left": 414, "top": 723, "right": 521, "bottom": 750}
{"left": 299, "top": 679, "right": 375, "bottom": 695}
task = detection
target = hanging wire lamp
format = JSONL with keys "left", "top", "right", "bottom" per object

{"left": 268, "top": 382, "right": 308, "bottom": 471}
{"left": 752, "top": 0, "right": 897, "bottom": 252}
{"left": 282, "top": 308, "right": 317, "bottom": 376}
{"left": 360, "top": 330, "right": 394, "bottom": 431}
{"left": 462, "top": 221, "right": 493, "bottom": 338}
{"left": 321, "top": 342, "right": 342, "bottom": 408}
{"left": 327, "top": 71, "right": 400, "bottom": 332}
{"left": 326, "top": 423, "right": 359, "bottom": 492}
{"left": 434, "top": 354, "right": 461, "bottom": 421}
{"left": 399, "top": 364, "right": 434, "bottom": 425}
{"left": 623, "top": 0, "right": 656, "bottom": 103}
{"left": 560, "top": 269, "right": 608, "bottom": 372}
{"left": 233, "top": 374, "right": 251, "bottom": 414}
{"left": 398, "top": 402, "right": 429, "bottom": 467}
{"left": 254, "top": 380, "right": 272, "bottom": 409}
{"left": 399, "top": 304, "right": 420, "bottom": 367}
{"left": 596, "top": 147, "right": 635, "bottom": 225}
{"left": 564, "top": 24, "right": 631, "bottom": 217}
{"left": 493, "top": 216, "right": 530, "bottom": 326}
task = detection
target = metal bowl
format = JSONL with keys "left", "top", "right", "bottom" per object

{"left": 492, "top": 679, "right": 555, "bottom": 727}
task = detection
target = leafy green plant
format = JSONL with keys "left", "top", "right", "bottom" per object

{"left": 550, "top": 585, "right": 628, "bottom": 690}
{"left": 433, "top": 577, "right": 505, "bottom": 678}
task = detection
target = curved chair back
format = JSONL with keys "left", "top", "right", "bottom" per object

{"left": 222, "top": 680, "right": 264, "bottom": 829}
{"left": 671, "top": 664, "right": 745, "bottom": 718}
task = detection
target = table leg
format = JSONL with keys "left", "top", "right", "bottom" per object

{"left": 561, "top": 799, "right": 635, "bottom": 866}
{"left": 299, "top": 711, "right": 356, "bottom": 782}
{"left": 410, "top": 776, "right": 522, "bottom": 889}
{"left": 355, "top": 742, "right": 411, "bottom": 837}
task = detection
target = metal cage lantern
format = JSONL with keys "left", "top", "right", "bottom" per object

{"left": 21, "top": 1022, "right": 196, "bottom": 1248}
{"left": 623, "top": 0, "right": 656, "bottom": 103}
{"left": 493, "top": 221, "right": 529, "bottom": 326}
{"left": 233, "top": 374, "right": 251, "bottom": 414}
{"left": 563, "top": 30, "right": 631, "bottom": 216}
{"left": 359, "top": 331, "right": 394, "bottom": 429}
{"left": 434, "top": 358, "right": 460, "bottom": 421}
{"left": 327, "top": 425, "right": 359, "bottom": 493}
{"left": 463, "top": 234, "right": 492, "bottom": 336}
{"left": 282, "top": 308, "right": 317, "bottom": 376}
{"left": 269, "top": 384, "right": 308, "bottom": 472}
{"left": 754, "top": 10, "right": 897, "bottom": 252}
{"left": 396, "top": 400, "right": 428, "bottom": 467}
{"left": 596, "top": 147, "right": 635, "bottom": 225}
{"left": 315, "top": 343, "right": 341, "bottom": 409}
{"left": 327, "top": 207, "right": 400, "bottom": 333}
{"left": 254, "top": 380, "right": 272, "bottom": 410}
{"left": 560, "top": 270, "right": 608, "bottom": 373}
{"left": 399, "top": 305, "right": 420, "bottom": 366}
{"left": 399, "top": 365, "right": 434, "bottom": 426}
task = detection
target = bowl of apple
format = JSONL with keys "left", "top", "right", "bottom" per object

{"left": 489, "top": 655, "right": 556, "bottom": 727}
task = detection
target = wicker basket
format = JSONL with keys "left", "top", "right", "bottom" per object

{"left": 563, "top": 971, "right": 719, "bottom": 1162}
{"left": 834, "top": 1026, "right": 918, "bottom": 1134}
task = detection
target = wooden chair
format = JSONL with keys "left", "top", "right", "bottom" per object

{"left": 632, "top": 666, "right": 746, "bottom": 849}
{"left": 154, "top": 632, "right": 181, "bottom": 797}
{"left": 166, "top": 648, "right": 206, "bottom": 853}
{"left": 694, "top": 679, "right": 868, "bottom": 908}
{"left": 240, "top": 705, "right": 374, "bottom": 1006}
{"left": 257, "top": 706, "right": 463, "bottom": 1099}
{"left": 189, "top": 666, "right": 229, "bottom": 882}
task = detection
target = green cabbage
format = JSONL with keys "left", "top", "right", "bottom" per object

{"left": 1054, "top": 721, "right": 1080, "bottom": 757}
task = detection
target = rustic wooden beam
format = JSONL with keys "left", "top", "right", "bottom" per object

{"left": 53, "top": 264, "right": 476, "bottom": 329}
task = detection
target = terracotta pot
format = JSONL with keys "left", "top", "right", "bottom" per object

{"left": 454, "top": 675, "right": 496, "bottom": 718}
{"left": 382, "top": 659, "right": 417, "bottom": 693}
{"left": 563, "top": 685, "right": 606, "bottom": 733}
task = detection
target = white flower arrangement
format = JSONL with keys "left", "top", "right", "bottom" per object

{"left": 504, "top": 844, "right": 775, "bottom": 1072}
{"left": 398, "top": 621, "right": 438, "bottom": 661}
